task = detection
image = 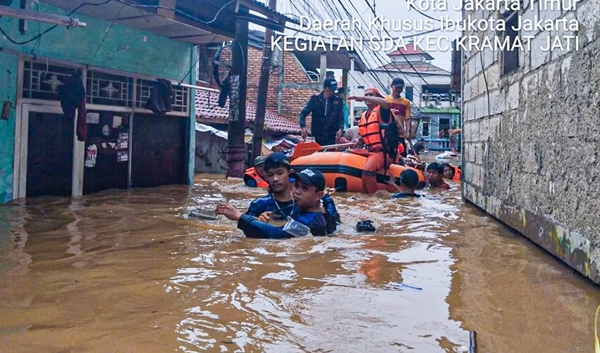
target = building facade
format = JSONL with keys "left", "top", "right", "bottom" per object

{"left": 461, "top": 2, "right": 600, "bottom": 283}
{"left": 0, "top": 1, "right": 224, "bottom": 202}
{"left": 352, "top": 43, "right": 460, "bottom": 142}
{"left": 198, "top": 30, "right": 321, "bottom": 127}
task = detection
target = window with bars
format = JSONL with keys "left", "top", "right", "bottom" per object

{"left": 86, "top": 70, "right": 133, "bottom": 107}
{"left": 22, "top": 61, "right": 80, "bottom": 101}
{"left": 136, "top": 79, "right": 189, "bottom": 114}
{"left": 22, "top": 60, "right": 189, "bottom": 114}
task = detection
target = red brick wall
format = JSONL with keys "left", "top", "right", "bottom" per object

{"left": 198, "top": 44, "right": 318, "bottom": 127}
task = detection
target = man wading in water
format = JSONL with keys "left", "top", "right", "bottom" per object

{"left": 216, "top": 168, "right": 336, "bottom": 239}
{"left": 241, "top": 152, "right": 340, "bottom": 231}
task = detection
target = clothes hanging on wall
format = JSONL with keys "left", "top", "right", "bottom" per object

{"left": 58, "top": 73, "right": 87, "bottom": 141}
{"left": 144, "top": 78, "right": 173, "bottom": 115}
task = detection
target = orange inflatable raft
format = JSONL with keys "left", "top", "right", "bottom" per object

{"left": 290, "top": 151, "right": 426, "bottom": 193}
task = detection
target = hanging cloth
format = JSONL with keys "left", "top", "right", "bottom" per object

{"left": 58, "top": 73, "right": 87, "bottom": 141}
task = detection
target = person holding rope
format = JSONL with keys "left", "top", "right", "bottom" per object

{"left": 385, "top": 78, "right": 412, "bottom": 158}
{"left": 347, "top": 88, "right": 397, "bottom": 195}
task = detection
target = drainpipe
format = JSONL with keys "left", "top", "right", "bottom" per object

{"left": 349, "top": 54, "right": 355, "bottom": 127}
{"left": 277, "top": 48, "right": 283, "bottom": 115}
{"left": 187, "top": 45, "right": 196, "bottom": 185}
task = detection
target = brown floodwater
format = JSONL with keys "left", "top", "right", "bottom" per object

{"left": 0, "top": 171, "right": 598, "bottom": 353}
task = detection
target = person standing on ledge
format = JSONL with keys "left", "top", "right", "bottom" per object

{"left": 299, "top": 78, "right": 345, "bottom": 145}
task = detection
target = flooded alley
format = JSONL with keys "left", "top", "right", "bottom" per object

{"left": 0, "top": 174, "right": 598, "bottom": 353}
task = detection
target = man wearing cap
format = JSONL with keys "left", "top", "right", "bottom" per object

{"left": 347, "top": 88, "right": 395, "bottom": 194}
{"left": 216, "top": 168, "right": 336, "bottom": 238}
{"left": 298, "top": 78, "right": 345, "bottom": 145}
{"left": 243, "top": 155, "right": 269, "bottom": 188}
{"left": 386, "top": 78, "right": 412, "bottom": 158}
{"left": 243, "top": 152, "right": 340, "bottom": 230}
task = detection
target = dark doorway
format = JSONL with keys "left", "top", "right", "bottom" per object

{"left": 26, "top": 112, "right": 73, "bottom": 197}
{"left": 439, "top": 118, "right": 450, "bottom": 130}
{"left": 131, "top": 114, "right": 187, "bottom": 187}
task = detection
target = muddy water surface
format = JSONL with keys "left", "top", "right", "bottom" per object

{"left": 0, "top": 173, "right": 598, "bottom": 353}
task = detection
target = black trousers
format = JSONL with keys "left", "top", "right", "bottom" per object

{"left": 314, "top": 134, "right": 336, "bottom": 146}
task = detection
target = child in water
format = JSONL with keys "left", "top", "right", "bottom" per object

{"left": 426, "top": 162, "right": 451, "bottom": 190}
{"left": 391, "top": 169, "right": 422, "bottom": 198}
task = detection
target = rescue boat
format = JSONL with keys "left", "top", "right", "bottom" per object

{"left": 290, "top": 151, "right": 426, "bottom": 193}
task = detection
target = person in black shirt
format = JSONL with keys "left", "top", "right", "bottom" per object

{"left": 299, "top": 78, "right": 345, "bottom": 145}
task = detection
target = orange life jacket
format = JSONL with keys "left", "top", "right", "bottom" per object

{"left": 450, "top": 164, "right": 461, "bottom": 182}
{"left": 244, "top": 167, "right": 269, "bottom": 188}
{"left": 357, "top": 107, "right": 384, "bottom": 151}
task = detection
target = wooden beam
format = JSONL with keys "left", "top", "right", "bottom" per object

{"left": 251, "top": 0, "right": 277, "bottom": 163}
{"left": 226, "top": 6, "right": 249, "bottom": 178}
{"left": 319, "top": 52, "right": 327, "bottom": 86}
{"left": 157, "top": 0, "right": 176, "bottom": 19}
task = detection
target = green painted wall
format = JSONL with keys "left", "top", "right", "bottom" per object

{"left": 0, "top": 3, "right": 193, "bottom": 79}
{"left": 0, "top": 52, "right": 18, "bottom": 203}
{"left": 0, "top": 3, "right": 199, "bottom": 199}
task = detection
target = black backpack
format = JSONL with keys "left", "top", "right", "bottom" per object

{"left": 380, "top": 122, "right": 399, "bottom": 164}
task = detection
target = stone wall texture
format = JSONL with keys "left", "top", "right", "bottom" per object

{"left": 461, "top": 1, "right": 600, "bottom": 283}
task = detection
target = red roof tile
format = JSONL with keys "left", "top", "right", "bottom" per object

{"left": 387, "top": 43, "right": 434, "bottom": 60}
{"left": 195, "top": 89, "right": 301, "bottom": 134}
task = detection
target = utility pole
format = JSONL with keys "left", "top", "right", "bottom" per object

{"left": 251, "top": 0, "right": 277, "bottom": 162}
{"left": 226, "top": 6, "right": 249, "bottom": 178}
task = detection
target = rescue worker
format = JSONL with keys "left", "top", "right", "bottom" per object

{"left": 347, "top": 88, "right": 395, "bottom": 195}
{"left": 243, "top": 156, "right": 269, "bottom": 188}
{"left": 299, "top": 78, "right": 345, "bottom": 145}
{"left": 385, "top": 78, "right": 412, "bottom": 157}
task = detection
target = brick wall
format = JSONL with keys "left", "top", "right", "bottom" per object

{"left": 198, "top": 44, "right": 318, "bottom": 127}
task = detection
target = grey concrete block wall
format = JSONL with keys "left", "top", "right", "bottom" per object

{"left": 461, "top": 1, "right": 600, "bottom": 283}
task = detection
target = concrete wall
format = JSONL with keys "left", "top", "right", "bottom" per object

{"left": 0, "top": 3, "right": 198, "bottom": 200}
{"left": 0, "top": 52, "right": 18, "bottom": 202}
{"left": 461, "top": 1, "right": 600, "bottom": 283}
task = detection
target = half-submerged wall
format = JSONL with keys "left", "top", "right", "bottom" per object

{"left": 461, "top": 1, "right": 600, "bottom": 283}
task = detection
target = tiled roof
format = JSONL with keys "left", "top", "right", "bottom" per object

{"left": 374, "top": 61, "right": 450, "bottom": 75}
{"left": 195, "top": 89, "right": 301, "bottom": 134}
{"left": 387, "top": 44, "right": 434, "bottom": 60}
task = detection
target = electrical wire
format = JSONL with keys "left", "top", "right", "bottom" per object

{"left": 403, "top": 0, "right": 442, "bottom": 22}
{"left": 88, "top": 3, "right": 126, "bottom": 64}
{"left": 113, "top": 0, "right": 236, "bottom": 25}
{"left": 358, "top": 0, "right": 431, "bottom": 85}
{"left": 0, "top": 0, "right": 112, "bottom": 46}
